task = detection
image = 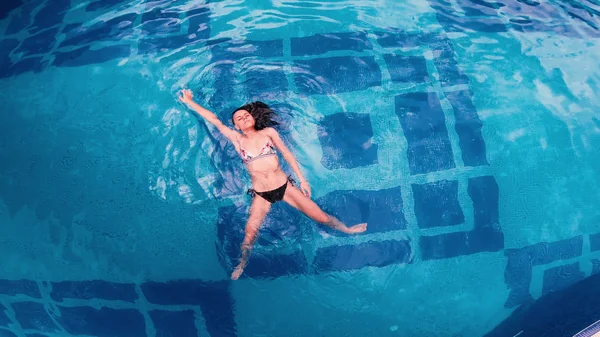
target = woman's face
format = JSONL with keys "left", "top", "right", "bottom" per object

{"left": 233, "top": 109, "right": 255, "bottom": 130}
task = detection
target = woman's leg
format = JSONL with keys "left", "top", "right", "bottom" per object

{"left": 231, "top": 194, "right": 272, "bottom": 280}
{"left": 282, "top": 183, "right": 367, "bottom": 234}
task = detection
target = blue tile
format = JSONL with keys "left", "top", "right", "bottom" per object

{"left": 5, "top": 1, "right": 37, "bottom": 34}
{"left": 592, "top": 259, "right": 600, "bottom": 275}
{"left": 504, "top": 248, "right": 534, "bottom": 308}
{"left": 291, "top": 32, "right": 372, "bottom": 56}
{"left": 503, "top": 236, "right": 584, "bottom": 308}
{"left": 383, "top": 54, "right": 429, "bottom": 83}
{"left": 151, "top": 310, "right": 197, "bottom": 337}
{"left": 444, "top": 90, "right": 489, "bottom": 166}
{"left": 60, "top": 14, "right": 136, "bottom": 48}
{"left": 0, "top": 0, "right": 23, "bottom": 20}
{"left": 240, "top": 250, "right": 308, "bottom": 279}
{"left": 431, "top": 48, "right": 470, "bottom": 86}
{"left": 11, "top": 302, "right": 58, "bottom": 332}
{"left": 211, "top": 39, "right": 283, "bottom": 61}
{"left": 420, "top": 231, "right": 468, "bottom": 260}
{"left": 246, "top": 65, "right": 288, "bottom": 101}
{"left": 0, "top": 279, "right": 41, "bottom": 298}
{"left": 468, "top": 176, "right": 499, "bottom": 230}
{"left": 15, "top": 27, "right": 59, "bottom": 55}
{"left": 542, "top": 262, "right": 585, "bottom": 295}
{"left": 50, "top": 280, "right": 138, "bottom": 302}
{"left": 57, "top": 306, "right": 145, "bottom": 337}
{"left": 208, "top": 63, "right": 236, "bottom": 111}
{"left": 29, "top": 0, "right": 70, "bottom": 34}
{"left": 141, "top": 280, "right": 236, "bottom": 337}
{"left": 314, "top": 187, "right": 406, "bottom": 235}
{"left": 139, "top": 34, "right": 207, "bottom": 55}
{"left": 141, "top": 8, "right": 182, "bottom": 35}
{"left": 313, "top": 239, "right": 411, "bottom": 272}
{"left": 293, "top": 56, "right": 382, "bottom": 95}
{"left": 0, "top": 304, "right": 10, "bottom": 327}
{"left": 316, "top": 112, "right": 378, "bottom": 170}
{"left": 4, "top": 57, "right": 47, "bottom": 78}
{"left": 86, "top": 0, "right": 124, "bottom": 12}
{"left": 216, "top": 201, "right": 304, "bottom": 259}
{"left": 0, "top": 329, "right": 18, "bottom": 337}
{"left": 394, "top": 92, "right": 455, "bottom": 175}
{"left": 590, "top": 232, "right": 600, "bottom": 252}
{"left": 434, "top": 11, "right": 507, "bottom": 33}
{"left": 0, "top": 39, "right": 19, "bottom": 78}
{"left": 374, "top": 30, "right": 433, "bottom": 48}
{"left": 412, "top": 179, "right": 464, "bottom": 229}
{"left": 185, "top": 6, "right": 210, "bottom": 36}
{"left": 53, "top": 45, "right": 130, "bottom": 67}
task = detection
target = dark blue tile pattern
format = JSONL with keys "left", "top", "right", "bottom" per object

{"left": 504, "top": 236, "right": 584, "bottom": 308}
{"left": 293, "top": 56, "right": 382, "bottom": 95}
{"left": 60, "top": 14, "right": 136, "bottom": 48}
{"left": 420, "top": 175, "right": 503, "bottom": 260}
{"left": 291, "top": 32, "right": 373, "bottom": 56}
{"left": 212, "top": 39, "right": 284, "bottom": 60}
{"left": 593, "top": 259, "right": 600, "bottom": 275}
{"left": 542, "top": 262, "right": 585, "bottom": 295}
{"left": 241, "top": 250, "right": 309, "bottom": 279}
{"left": 0, "top": 304, "right": 10, "bottom": 327}
{"left": 5, "top": 1, "right": 37, "bottom": 35}
{"left": 0, "top": 329, "right": 18, "bottom": 337}
{"left": 394, "top": 92, "right": 455, "bottom": 175}
{"left": 11, "top": 302, "right": 58, "bottom": 332}
{"left": 15, "top": 28, "right": 59, "bottom": 56}
{"left": 590, "top": 232, "right": 600, "bottom": 252}
{"left": 383, "top": 54, "right": 429, "bottom": 83}
{"left": 246, "top": 65, "right": 288, "bottom": 101}
{"left": 141, "top": 8, "right": 182, "bottom": 35}
{"left": 0, "top": 279, "right": 41, "bottom": 298}
{"left": 50, "top": 280, "right": 138, "bottom": 302}
{"left": 313, "top": 240, "right": 411, "bottom": 272}
{"left": 314, "top": 187, "right": 407, "bottom": 235}
{"left": 53, "top": 45, "right": 131, "bottom": 67}
{"left": 141, "top": 280, "right": 236, "bottom": 337}
{"left": 150, "top": 310, "right": 198, "bottom": 337}
{"left": 0, "top": 0, "right": 23, "bottom": 20}
{"left": 185, "top": 6, "right": 211, "bottom": 36}
{"left": 444, "top": 89, "right": 489, "bottom": 166}
{"left": 412, "top": 179, "right": 464, "bottom": 229}
{"left": 29, "top": 0, "right": 71, "bottom": 34}
{"left": 317, "top": 112, "right": 378, "bottom": 170}
{"left": 57, "top": 306, "right": 146, "bottom": 337}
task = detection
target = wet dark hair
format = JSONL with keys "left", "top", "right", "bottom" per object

{"left": 231, "top": 101, "right": 279, "bottom": 130}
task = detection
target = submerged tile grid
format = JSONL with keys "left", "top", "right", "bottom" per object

{"left": 214, "top": 29, "right": 502, "bottom": 280}
{"left": 0, "top": 279, "right": 237, "bottom": 337}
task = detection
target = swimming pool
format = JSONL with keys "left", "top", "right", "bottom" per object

{"left": 1, "top": 0, "right": 600, "bottom": 336}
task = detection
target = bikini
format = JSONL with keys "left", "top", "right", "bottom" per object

{"left": 240, "top": 138, "right": 296, "bottom": 203}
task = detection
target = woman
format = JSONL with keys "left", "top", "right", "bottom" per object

{"left": 178, "top": 89, "right": 367, "bottom": 280}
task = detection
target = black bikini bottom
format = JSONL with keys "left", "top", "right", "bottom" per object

{"left": 247, "top": 175, "right": 296, "bottom": 203}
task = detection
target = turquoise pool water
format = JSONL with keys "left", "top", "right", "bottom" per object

{"left": 1, "top": 0, "right": 600, "bottom": 336}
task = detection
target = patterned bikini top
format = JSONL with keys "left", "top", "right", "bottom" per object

{"left": 240, "top": 139, "right": 277, "bottom": 164}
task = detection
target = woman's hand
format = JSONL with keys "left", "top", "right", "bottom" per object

{"left": 299, "top": 180, "right": 311, "bottom": 198}
{"left": 178, "top": 89, "right": 194, "bottom": 104}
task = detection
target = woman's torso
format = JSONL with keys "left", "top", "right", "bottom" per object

{"left": 234, "top": 130, "right": 288, "bottom": 192}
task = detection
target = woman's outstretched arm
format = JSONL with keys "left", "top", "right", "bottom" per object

{"left": 178, "top": 89, "right": 240, "bottom": 143}
{"left": 264, "top": 127, "right": 312, "bottom": 197}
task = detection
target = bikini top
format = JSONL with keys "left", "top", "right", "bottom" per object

{"left": 239, "top": 139, "right": 277, "bottom": 164}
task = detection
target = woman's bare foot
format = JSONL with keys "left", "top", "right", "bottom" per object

{"left": 231, "top": 266, "right": 244, "bottom": 280}
{"left": 344, "top": 223, "right": 367, "bottom": 234}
